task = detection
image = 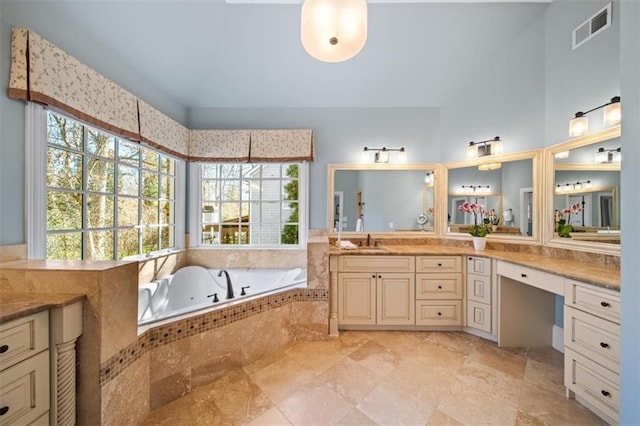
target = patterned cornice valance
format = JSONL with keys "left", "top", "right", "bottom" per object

{"left": 138, "top": 100, "right": 189, "bottom": 159}
{"left": 9, "top": 27, "right": 139, "bottom": 141}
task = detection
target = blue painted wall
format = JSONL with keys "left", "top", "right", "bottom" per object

{"left": 619, "top": 0, "right": 639, "bottom": 422}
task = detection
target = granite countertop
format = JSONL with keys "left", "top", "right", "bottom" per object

{"left": 0, "top": 292, "right": 86, "bottom": 323}
{"left": 329, "top": 245, "right": 620, "bottom": 291}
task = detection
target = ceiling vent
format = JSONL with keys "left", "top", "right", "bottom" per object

{"left": 572, "top": 2, "right": 612, "bottom": 50}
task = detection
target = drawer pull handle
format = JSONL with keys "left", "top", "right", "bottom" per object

{"left": 600, "top": 342, "right": 610, "bottom": 349}
{"left": 601, "top": 390, "right": 611, "bottom": 397}
{"left": 600, "top": 301, "right": 611, "bottom": 308}
{"left": 520, "top": 273, "right": 527, "bottom": 278}
{"left": 0, "top": 345, "right": 8, "bottom": 354}
{"left": 0, "top": 406, "right": 8, "bottom": 416}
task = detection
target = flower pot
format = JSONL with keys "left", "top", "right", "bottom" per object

{"left": 472, "top": 236, "right": 487, "bottom": 251}
{"left": 491, "top": 225, "right": 497, "bottom": 232}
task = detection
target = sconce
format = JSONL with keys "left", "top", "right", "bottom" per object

{"left": 361, "top": 146, "right": 407, "bottom": 163}
{"left": 466, "top": 136, "right": 503, "bottom": 159}
{"left": 461, "top": 184, "right": 491, "bottom": 193}
{"left": 569, "top": 96, "right": 621, "bottom": 137}
{"left": 595, "top": 147, "right": 621, "bottom": 164}
{"left": 555, "top": 180, "right": 592, "bottom": 193}
{"left": 424, "top": 172, "right": 434, "bottom": 185}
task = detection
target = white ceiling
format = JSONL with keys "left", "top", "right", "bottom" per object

{"left": 1, "top": 1, "right": 550, "bottom": 109}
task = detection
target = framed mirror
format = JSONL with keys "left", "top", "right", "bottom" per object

{"left": 327, "top": 164, "right": 443, "bottom": 236}
{"left": 444, "top": 150, "right": 542, "bottom": 242}
{"left": 544, "top": 126, "right": 621, "bottom": 253}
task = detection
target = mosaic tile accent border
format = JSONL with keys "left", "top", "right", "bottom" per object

{"left": 99, "top": 288, "right": 328, "bottom": 386}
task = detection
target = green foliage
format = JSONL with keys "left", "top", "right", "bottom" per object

{"left": 469, "top": 224, "right": 492, "bottom": 238}
{"left": 556, "top": 219, "right": 573, "bottom": 238}
{"left": 281, "top": 165, "right": 299, "bottom": 244}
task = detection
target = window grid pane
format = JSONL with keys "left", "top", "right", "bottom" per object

{"left": 45, "top": 111, "right": 179, "bottom": 260}
{"left": 200, "top": 163, "right": 300, "bottom": 246}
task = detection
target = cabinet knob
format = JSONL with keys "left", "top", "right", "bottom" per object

{"left": 437, "top": 312, "right": 442, "bottom": 316}
{"left": 0, "top": 406, "right": 8, "bottom": 416}
{"left": 438, "top": 286, "right": 442, "bottom": 289}
{"left": 520, "top": 273, "right": 527, "bottom": 278}
{"left": 372, "top": 275, "right": 376, "bottom": 278}
{"left": 600, "top": 342, "right": 610, "bottom": 349}
{"left": 378, "top": 275, "right": 382, "bottom": 279}
{"left": 600, "top": 301, "right": 611, "bottom": 308}
{"left": 0, "top": 345, "right": 8, "bottom": 354}
{"left": 601, "top": 390, "right": 611, "bottom": 397}
{"left": 468, "top": 257, "right": 472, "bottom": 260}
{"left": 437, "top": 263, "right": 442, "bottom": 267}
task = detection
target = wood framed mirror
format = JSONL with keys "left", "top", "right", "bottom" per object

{"left": 444, "top": 150, "right": 543, "bottom": 243}
{"left": 327, "top": 164, "right": 443, "bottom": 237}
{"left": 544, "top": 126, "right": 621, "bottom": 254}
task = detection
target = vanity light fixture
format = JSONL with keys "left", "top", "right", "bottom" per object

{"left": 478, "top": 162, "right": 502, "bottom": 171}
{"left": 466, "top": 136, "right": 503, "bottom": 159}
{"left": 595, "top": 147, "right": 621, "bottom": 164}
{"left": 424, "top": 172, "right": 434, "bottom": 186}
{"left": 361, "top": 146, "right": 407, "bottom": 164}
{"left": 569, "top": 96, "right": 621, "bottom": 137}
{"left": 461, "top": 184, "right": 491, "bottom": 193}
{"left": 555, "top": 180, "right": 592, "bottom": 193}
{"left": 301, "top": 0, "right": 368, "bottom": 63}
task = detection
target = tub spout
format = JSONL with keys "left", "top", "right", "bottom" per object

{"left": 218, "top": 269, "right": 235, "bottom": 299}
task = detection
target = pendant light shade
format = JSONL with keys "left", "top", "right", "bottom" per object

{"left": 603, "top": 96, "right": 622, "bottom": 126}
{"left": 569, "top": 113, "right": 589, "bottom": 137}
{"left": 301, "top": 0, "right": 367, "bottom": 63}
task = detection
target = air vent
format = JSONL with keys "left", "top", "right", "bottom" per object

{"left": 573, "top": 2, "right": 612, "bottom": 50}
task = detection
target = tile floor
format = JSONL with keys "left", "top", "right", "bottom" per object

{"left": 140, "top": 331, "right": 605, "bottom": 425}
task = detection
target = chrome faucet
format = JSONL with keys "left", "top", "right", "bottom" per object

{"left": 218, "top": 270, "right": 235, "bottom": 299}
{"left": 366, "top": 233, "right": 371, "bottom": 247}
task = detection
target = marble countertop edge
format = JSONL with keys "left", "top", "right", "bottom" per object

{"left": 0, "top": 292, "right": 86, "bottom": 323}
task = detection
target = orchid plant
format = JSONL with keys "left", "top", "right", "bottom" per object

{"left": 457, "top": 202, "right": 492, "bottom": 237}
{"left": 555, "top": 202, "right": 583, "bottom": 238}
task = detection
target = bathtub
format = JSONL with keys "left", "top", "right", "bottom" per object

{"left": 138, "top": 266, "right": 307, "bottom": 326}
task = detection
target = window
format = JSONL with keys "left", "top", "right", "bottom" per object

{"left": 36, "top": 109, "right": 183, "bottom": 260}
{"left": 192, "top": 162, "right": 307, "bottom": 247}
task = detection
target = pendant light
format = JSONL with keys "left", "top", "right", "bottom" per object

{"left": 301, "top": 0, "right": 368, "bottom": 63}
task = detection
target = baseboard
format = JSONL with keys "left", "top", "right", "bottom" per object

{"left": 552, "top": 325, "right": 564, "bottom": 353}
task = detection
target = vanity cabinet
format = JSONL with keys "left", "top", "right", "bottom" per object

{"left": 337, "top": 256, "right": 415, "bottom": 326}
{"left": 0, "top": 311, "right": 50, "bottom": 425}
{"left": 465, "top": 256, "right": 493, "bottom": 334}
{"left": 0, "top": 301, "right": 83, "bottom": 426}
{"left": 564, "top": 280, "right": 621, "bottom": 424}
{"left": 415, "top": 256, "right": 462, "bottom": 326}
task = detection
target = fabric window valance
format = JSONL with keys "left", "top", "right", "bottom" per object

{"left": 249, "top": 129, "right": 314, "bottom": 162}
{"left": 9, "top": 27, "right": 139, "bottom": 141}
{"left": 189, "top": 130, "right": 251, "bottom": 162}
{"left": 138, "top": 100, "right": 189, "bottom": 159}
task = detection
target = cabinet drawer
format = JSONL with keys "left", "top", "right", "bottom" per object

{"left": 467, "top": 300, "right": 491, "bottom": 333}
{"left": 565, "top": 347, "right": 618, "bottom": 424}
{"left": 467, "top": 273, "right": 491, "bottom": 304}
{"left": 564, "top": 306, "right": 619, "bottom": 374}
{"left": 339, "top": 256, "right": 415, "bottom": 273}
{"left": 0, "top": 349, "right": 50, "bottom": 425}
{"left": 565, "top": 280, "right": 620, "bottom": 325}
{"left": 416, "top": 256, "right": 461, "bottom": 273}
{"left": 497, "top": 261, "right": 564, "bottom": 295}
{"left": 416, "top": 274, "right": 462, "bottom": 300}
{"left": 0, "top": 311, "right": 49, "bottom": 371}
{"left": 466, "top": 256, "right": 490, "bottom": 277}
{"left": 416, "top": 300, "right": 462, "bottom": 326}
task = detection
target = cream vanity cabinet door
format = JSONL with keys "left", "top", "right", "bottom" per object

{"left": 564, "top": 279, "right": 621, "bottom": 425}
{"left": 465, "top": 256, "right": 493, "bottom": 334}
{"left": 337, "top": 256, "right": 415, "bottom": 326}
{"left": 338, "top": 273, "right": 376, "bottom": 325}
{"left": 377, "top": 273, "right": 415, "bottom": 325}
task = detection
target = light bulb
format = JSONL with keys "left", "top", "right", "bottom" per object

{"left": 603, "top": 97, "right": 621, "bottom": 127}
{"left": 569, "top": 114, "right": 588, "bottom": 137}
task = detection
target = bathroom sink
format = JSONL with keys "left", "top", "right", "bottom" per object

{"left": 356, "top": 246, "right": 388, "bottom": 252}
